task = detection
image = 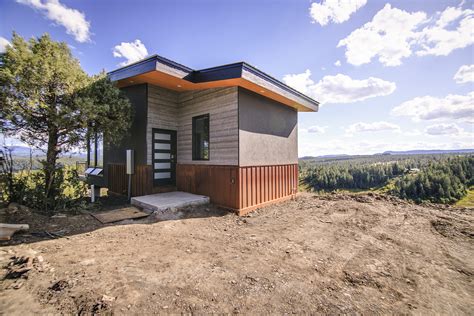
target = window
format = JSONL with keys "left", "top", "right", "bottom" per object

{"left": 192, "top": 114, "right": 209, "bottom": 160}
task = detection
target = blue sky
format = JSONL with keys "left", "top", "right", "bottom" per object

{"left": 1, "top": 0, "right": 473, "bottom": 156}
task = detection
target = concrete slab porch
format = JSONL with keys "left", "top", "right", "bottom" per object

{"left": 131, "top": 191, "right": 210, "bottom": 213}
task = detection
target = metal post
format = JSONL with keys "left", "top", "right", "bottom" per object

{"left": 91, "top": 184, "right": 95, "bottom": 203}
{"left": 126, "top": 149, "right": 134, "bottom": 203}
{"left": 127, "top": 174, "right": 132, "bottom": 202}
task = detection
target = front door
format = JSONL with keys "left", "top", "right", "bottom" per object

{"left": 152, "top": 128, "right": 177, "bottom": 186}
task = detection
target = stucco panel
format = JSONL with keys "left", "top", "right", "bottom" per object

{"left": 238, "top": 88, "right": 298, "bottom": 166}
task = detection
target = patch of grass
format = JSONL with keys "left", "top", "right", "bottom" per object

{"left": 303, "top": 184, "right": 391, "bottom": 195}
{"left": 298, "top": 181, "right": 312, "bottom": 192}
{"left": 456, "top": 187, "right": 474, "bottom": 208}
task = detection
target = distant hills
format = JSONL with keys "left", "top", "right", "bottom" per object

{"left": 5, "top": 146, "right": 474, "bottom": 160}
{"left": 3, "top": 146, "right": 44, "bottom": 157}
{"left": 300, "top": 149, "right": 474, "bottom": 160}
{"left": 300, "top": 154, "right": 349, "bottom": 160}
{"left": 378, "top": 149, "right": 474, "bottom": 155}
{"left": 3, "top": 146, "right": 86, "bottom": 158}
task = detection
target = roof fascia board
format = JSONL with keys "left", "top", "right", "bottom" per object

{"left": 241, "top": 63, "right": 319, "bottom": 108}
{"left": 242, "top": 69, "right": 318, "bottom": 112}
{"left": 187, "top": 62, "right": 319, "bottom": 109}
{"left": 155, "top": 55, "right": 194, "bottom": 73}
{"left": 186, "top": 63, "right": 243, "bottom": 83}
{"left": 108, "top": 56, "right": 158, "bottom": 82}
{"left": 108, "top": 55, "right": 193, "bottom": 82}
{"left": 107, "top": 55, "right": 319, "bottom": 110}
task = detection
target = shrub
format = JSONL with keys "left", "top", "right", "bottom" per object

{"left": 1, "top": 163, "right": 88, "bottom": 214}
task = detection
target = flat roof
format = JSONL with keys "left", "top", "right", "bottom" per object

{"left": 108, "top": 54, "right": 319, "bottom": 112}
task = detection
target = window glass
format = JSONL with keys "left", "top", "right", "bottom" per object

{"left": 192, "top": 114, "right": 209, "bottom": 160}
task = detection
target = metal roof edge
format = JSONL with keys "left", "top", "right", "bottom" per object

{"left": 107, "top": 54, "right": 319, "bottom": 108}
{"left": 107, "top": 54, "right": 193, "bottom": 77}
{"left": 107, "top": 55, "right": 159, "bottom": 75}
{"left": 241, "top": 62, "right": 319, "bottom": 107}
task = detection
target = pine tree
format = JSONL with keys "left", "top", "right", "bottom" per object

{"left": 0, "top": 33, "right": 132, "bottom": 206}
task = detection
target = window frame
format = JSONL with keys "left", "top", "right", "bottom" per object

{"left": 192, "top": 114, "right": 210, "bottom": 161}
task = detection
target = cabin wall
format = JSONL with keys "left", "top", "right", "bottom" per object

{"left": 100, "top": 84, "right": 148, "bottom": 190}
{"left": 176, "top": 164, "right": 239, "bottom": 209}
{"left": 106, "top": 84, "right": 298, "bottom": 213}
{"left": 177, "top": 87, "right": 239, "bottom": 166}
{"left": 146, "top": 85, "right": 239, "bottom": 166}
{"left": 238, "top": 87, "right": 298, "bottom": 167}
{"left": 104, "top": 84, "right": 148, "bottom": 166}
{"left": 238, "top": 164, "right": 298, "bottom": 215}
{"left": 146, "top": 84, "right": 179, "bottom": 165}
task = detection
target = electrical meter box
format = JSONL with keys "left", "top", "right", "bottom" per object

{"left": 126, "top": 149, "right": 134, "bottom": 175}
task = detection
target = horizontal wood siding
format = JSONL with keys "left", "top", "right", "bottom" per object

{"left": 238, "top": 164, "right": 298, "bottom": 210}
{"left": 147, "top": 84, "right": 179, "bottom": 165}
{"left": 146, "top": 86, "right": 239, "bottom": 166}
{"left": 177, "top": 87, "right": 239, "bottom": 165}
{"left": 108, "top": 163, "right": 153, "bottom": 197}
{"left": 176, "top": 164, "right": 239, "bottom": 209}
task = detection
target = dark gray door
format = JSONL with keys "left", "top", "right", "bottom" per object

{"left": 152, "top": 128, "right": 176, "bottom": 186}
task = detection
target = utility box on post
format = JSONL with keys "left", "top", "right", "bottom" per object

{"left": 126, "top": 149, "right": 135, "bottom": 175}
{"left": 126, "top": 149, "right": 134, "bottom": 201}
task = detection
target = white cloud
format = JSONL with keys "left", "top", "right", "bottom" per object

{"left": 334, "top": 60, "right": 341, "bottom": 66}
{"left": 306, "top": 125, "right": 327, "bottom": 134}
{"left": 309, "top": 0, "right": 367, "bottom": 26}
{"left": 113, "top": 40, "right": 149, "bottom": 66}
{"left": 16, "top": 0, "right": 91, "bottom": 43}
{"left": 338, "top": 4, "right": 427, "bottom": 66}
{"left": 338, "top": 4, "right": 474, "bottom": 66}
{"left": 283, "top": 70, "right": 315, "bottom": 95}
{"left": 454, "top": 64, "right": 474, "bottom": 84}
{"left": 391, "top": 92, "right": 474, "bottom": 123}
{"left": 346, "top": 121, "right": 400, "bottom": 134}
{"left": 402, "top": 129, "right": 422, "bottom": 137}
{"left": 0, "top": 37, "right": 11, "bottom": 53}
{"left": 425, "top": 123, "right": 463, "bottom": 135}
{"left": 416, "top": 7, "right": 474, "bottom": 57}
{"left": 283, "top": 70, "right": 396, "bottom": 105}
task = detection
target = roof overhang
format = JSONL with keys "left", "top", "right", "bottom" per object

{"left": 108, "top": 55, "right": 319, "bottom": 112}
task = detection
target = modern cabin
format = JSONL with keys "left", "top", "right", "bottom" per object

{"left": 86, "top": 55, "right": 319, "bottom": 215}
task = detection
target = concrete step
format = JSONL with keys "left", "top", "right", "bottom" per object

{"left": 131, "top": 191, "right": 210, "bottom": 213}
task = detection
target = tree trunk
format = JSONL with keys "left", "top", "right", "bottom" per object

{"left": 44, "top": 128, "right": 59, "bottom": 202}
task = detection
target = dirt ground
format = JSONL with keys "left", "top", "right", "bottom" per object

{"left": 1, "top": 192, "right": 473, "bottom": 314}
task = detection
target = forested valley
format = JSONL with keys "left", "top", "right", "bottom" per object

{"left": 300, "top": 154, "right": 474, "bottom": 204}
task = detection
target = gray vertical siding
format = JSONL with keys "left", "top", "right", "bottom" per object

{"left": 238, "top": 88, "right": 298, "bottom": 166}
